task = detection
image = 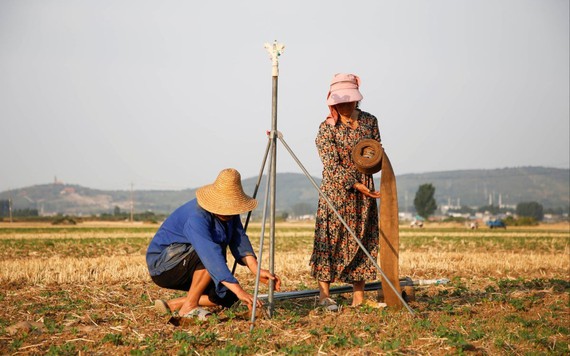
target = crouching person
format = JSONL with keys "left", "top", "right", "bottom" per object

{"left": 146, "top": 168, "right": 281, "bottom": 320}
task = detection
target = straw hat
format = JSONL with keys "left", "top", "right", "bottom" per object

{"left": 196, "top": 168, "right": 257, "bottom": 215}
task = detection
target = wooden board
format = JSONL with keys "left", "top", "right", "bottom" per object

{"left": 379, "top": 152, "right": 403, "bottom": 308}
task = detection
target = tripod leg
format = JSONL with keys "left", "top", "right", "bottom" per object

{"left": 244, "top": 137, "right": 272, "bottom": 230}
{"left": 232, "top": 137, "right": 271, "bottom": 275}
{"left": 250, "top": 140, "right": 274, "bottom": 331}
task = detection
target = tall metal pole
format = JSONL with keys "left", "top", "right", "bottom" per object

{"left": 8, "top": 191, "right": 13, "bottom": 223}
{"left": 264, "top": 41, "right": 284, "bottom": 317}
{"left": 130, "top": 182, "right": 134, "bottom": 223}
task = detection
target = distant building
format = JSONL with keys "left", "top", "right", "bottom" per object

{"left": 60, "top": 187, "right": 75, "bottom": 195}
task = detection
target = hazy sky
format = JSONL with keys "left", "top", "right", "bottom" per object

{"left": 1, "top": 0, "right": 568, "bottom": 192}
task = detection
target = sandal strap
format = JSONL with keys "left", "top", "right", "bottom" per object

{"left": 319, "top": 297, "right": 339, "bottom": 311}
{"left": 320, "top": 297, "right": 337, "bottom": 306}
{"left": 180, "top": 307, "right": 212, "bottom": 320}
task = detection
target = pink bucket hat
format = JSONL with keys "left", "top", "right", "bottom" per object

{"left": 326, "top": 73, "right": 363, "bottom": 106}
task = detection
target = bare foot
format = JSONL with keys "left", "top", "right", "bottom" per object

{"left": 351, "top": 297, "right": 364, "bottom": 307}
{"left": 178, "top": 303, "right": 199, "bottom": 316}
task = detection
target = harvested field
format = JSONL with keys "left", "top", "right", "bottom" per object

{"left": 0, "top": 221, "right": 568, "bottom": 355}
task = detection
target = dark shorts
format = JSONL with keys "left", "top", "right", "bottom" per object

{"left": 151, "top": 250, "right": 238, "bottom": 308}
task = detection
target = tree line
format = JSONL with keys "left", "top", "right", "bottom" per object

{"left": 413, "top": 184, "right": 547, "bottom": 222}
{"left": 0, "top": 200, "right": 39, "bottom": 218}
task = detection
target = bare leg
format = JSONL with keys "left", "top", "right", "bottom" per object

{"left": 318, "top": 280, "right": 331, "bottom": 302}
{"left": 317, "top": 280, "right": 339, "bottom": 311}
{"left": 352, "top": 280, "right": 365, "bottom": 306}
{"left": 176, "top": 269, "right": 214, "bottom": 315}
{"left": 166, "top": 290, "right": 218, "bottom": 312}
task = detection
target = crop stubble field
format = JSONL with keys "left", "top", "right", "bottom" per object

{"left": 0, "top": 221, "right": 568, "bottom": 355}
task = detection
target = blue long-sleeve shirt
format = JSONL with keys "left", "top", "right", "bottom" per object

{"left": 146, "top": 199, "right": 255, "bottom": 297}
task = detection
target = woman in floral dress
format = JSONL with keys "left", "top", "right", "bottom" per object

{"left": 311, "top": 73, "right": 381, "bottom": 311}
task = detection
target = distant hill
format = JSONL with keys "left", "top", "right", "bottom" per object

{"left": 0, "top": 167, "right": 568, "bottom": 216}
{"left": 0, "top": 183, "right": 198, "bottom": 216}
{"left": 396, "top": 167, "right": 570, "bottom": 212}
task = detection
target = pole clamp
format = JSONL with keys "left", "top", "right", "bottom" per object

{"left": 266, "top": 130, "right": 283, "bottom": 139}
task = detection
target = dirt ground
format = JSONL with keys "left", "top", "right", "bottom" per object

{"left": 0, "top": 222, "right": 568, "bottom": 354}
{"left": 2, "top": 273, "right": 568, "bottom": 354}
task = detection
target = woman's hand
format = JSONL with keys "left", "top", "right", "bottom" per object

{"left": 354, "top": 182, "right": 381, "bottom": 199}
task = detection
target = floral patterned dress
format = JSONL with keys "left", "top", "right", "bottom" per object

{"left": 310, "top": 110, "right": 381, "bottom": 283}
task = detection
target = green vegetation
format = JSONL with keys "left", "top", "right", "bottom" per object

{"left": 516, "top": 201, "right": 545, "bottom": 221}
{"left": 414, "top": 183, "right": 438, "bottom": 218}
{"left": 504, "top": 215, "right": 539, "bottom": 226}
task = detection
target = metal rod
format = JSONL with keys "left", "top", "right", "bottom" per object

{"left": 277, "top": 132, "right": 415, "bottom": 316}
{"left": 250, "top": 145, "right": 274, "bottom": 331}
{"left": 268, "top": 57, "right": 279, "bottom": 318}
{"left": 244, "top": 137, "right": 272, "bottom": 231}
{"left": 258, "top": 279, "right": 405, "bottom": 301}
{"left": 231, "top": 137, "right": 271, "bottom": 275}
{"left": 251, "top": 41, "right": 285, "bottom": 329}
{"left": 256, "top": 278, "right": 449, "bottom": 301}
{"left": 268, "top": 134, "right": 277, "bottom": 316}
{"left": 8, "top": 192, "right": 13, "bottom": 223}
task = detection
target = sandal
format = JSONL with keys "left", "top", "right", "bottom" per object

{"left": 180, "top": 307, "right": 212, "bottom": 321}
{"left": 354, "top": 299, "right": 387, "bottom": 309}
{"left": 319, "top": 297, "right": 339, "bottom": 312}
{"left": 154, "top": 300, "right": 171, "bottom": 315}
